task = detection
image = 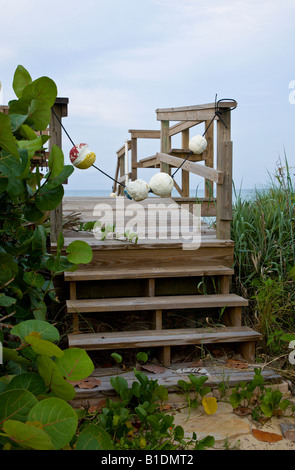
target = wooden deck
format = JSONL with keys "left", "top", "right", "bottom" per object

{"left": 47, "top": 99, "right": 262, "bottom": 374}
{"left": 53, "top": 195, "right": 261, "bottom": 367}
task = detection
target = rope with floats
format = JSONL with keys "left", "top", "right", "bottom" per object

{"left": 51, "top": 95, "right": 236, "bottom": 201}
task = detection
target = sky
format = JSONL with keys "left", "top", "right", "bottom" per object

{"left": 1, "top": 0, "right": 295, "bottom": 192}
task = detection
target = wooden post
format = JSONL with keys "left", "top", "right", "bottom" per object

{"left": 49, "top": 98, "right": 69, "bottom": 244}
{"left": 160, "top": 120, "right": 170, "bottom": 174}
{"left": 204, "top": 119, "right": 214, "bottom": 198}
{"left": 131, "top": 137, "right": 138, "bottom": 180}
{"left": 119, "top": 154, "right": 125, "bottom": 195}
{"left": 216, "top": 109, "right": 232, "bottom": 240}
{"left": 181, "top": 128, "right": 190, "bottom": 197}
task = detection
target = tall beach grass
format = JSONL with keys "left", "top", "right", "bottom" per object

{"left": 231, "top": 155, "right": 295, "bottom": 355}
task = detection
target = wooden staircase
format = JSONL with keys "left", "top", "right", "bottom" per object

{"left": 60, "top": 196, "right": 261, "bottom": 367}
{"left": 51, "top": 101, "right": 263, "bottom": 367}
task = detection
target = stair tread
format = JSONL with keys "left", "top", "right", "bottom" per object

{"left": 66, "top": 293, "right": 248, "bottom": 313}
{"left": 68, "top": 326, "right": 261, "bottom": 350}
{"left": 64, "top": 265, "right": 234, "bottom": 281}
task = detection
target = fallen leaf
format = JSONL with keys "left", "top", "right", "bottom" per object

{"left": 202, "top": 396, "right": 218, "bottom": 415}
{"left": 88, "top": 399, "right": 106, "bottom": 414}
{"left": 70, "top": 378, "right": 101, "bottom": 389}
{"left": 160, "top": 404, "right": 173, "bottom": 411}
{"left": 252, "top": 429, "right": 283, "bottom": 443}
{"left": 233, "top": 406, "right": 252, "bottom": 416}
{"left": 140, "top": 364, "right": 165, "bottom": 374}
{"left": 226, "top": 359, "right": 249, "bottom": 369}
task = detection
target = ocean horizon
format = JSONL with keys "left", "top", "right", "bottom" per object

{"left": 64, "top": 188, "right": 255, "bottom": 201}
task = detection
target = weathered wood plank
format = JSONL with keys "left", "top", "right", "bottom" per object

{"left": 160, "top": 120, "right": 170, "bottom": 174}
{"left": 64, "top": 265, "right": 234, "bottom": 281}
{"left": 66, "top": 293, "right": 248, "bottom": 313}
{"left": 68, "top": 326, "right": 261, "bottom": 350}
{"left": 156, "top": 153, "right": 223, "bottom": 184}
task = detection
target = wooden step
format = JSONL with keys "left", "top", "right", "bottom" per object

{"left": 64, "top": 265, "right": 234, "bottom": 282}
{"left": 68, "top": 326, "right": 262, "bottom": 364}
{"left": 66, "top": 293, "right": 248, "bottom": 314}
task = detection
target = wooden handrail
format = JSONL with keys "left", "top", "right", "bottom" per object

{"left": 156, "top": 153, "right": 223, "bottom": 184}
{"left": 113, "top": 102, "right": 235, "bottom": 239}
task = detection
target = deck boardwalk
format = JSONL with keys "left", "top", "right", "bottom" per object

{"left": 49, "top": 100, "right": 263, "bottom": 376}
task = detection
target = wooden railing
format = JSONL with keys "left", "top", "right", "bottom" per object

{"left": 113, "top": 101, "right": 236, "bottom": 240}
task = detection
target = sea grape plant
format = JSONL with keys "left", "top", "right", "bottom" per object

{"left": 0, "top": 65, "right": 93, "bottom": 323}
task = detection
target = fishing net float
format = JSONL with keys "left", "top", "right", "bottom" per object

{"left": 67, "top": 134, "right": 207, "bottom": 201}
{"left": 52, "top": 95, "right": 236, "bottom": 203}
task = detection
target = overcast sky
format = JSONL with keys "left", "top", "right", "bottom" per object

{"left": 1, "top": 0, "right": 295, "bottom": 192}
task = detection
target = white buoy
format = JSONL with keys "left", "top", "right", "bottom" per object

{"left": 149, "top": 172, "right": 174, "bottom": 197}
{"left": 189, "top": 135, "right": 207, "bottom": 154}
{"left": 125, "top": 179, "right": 149, "bottom": 201}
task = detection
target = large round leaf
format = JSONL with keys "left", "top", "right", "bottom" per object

{"left": 36, "top": 356, "right": 76, "bottom": 401}
{"left": 7, "top": 372, "right": 46, "bottom": 396}
{"left": 55, "top": 348, "right": 94, "bottom": 381}
{"left": 66, "top": 240, "right": 93, "bottom": 264}
{"left": 75, "top": 424, "right": 114, "bottom": 450}
{"left": 11, "top": 320, "right": 60, "bottom": 342}
{"left": 0, "top": 389, "right": 38, "bottom": 425}
{"left": 35, "top": 184, "right": 64, "bottom": 211}
{"left": 12, "top": 65, "right": 32, "bottom": 99}
{"left": 28, "top": 397, "right": 78, "bottom": 450}
{"left": 24, "top": 335, "right": 64, "bottom": 358}
{"left": 3, "top": 419, "right": 54, "bottom": 450}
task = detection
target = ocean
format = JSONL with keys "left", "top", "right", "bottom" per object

{"left": 64, "top": 188, "right": 255, "bottom": 202}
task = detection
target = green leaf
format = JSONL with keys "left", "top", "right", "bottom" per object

{"left": 32, "top": 225, "right": 47, "bottom": 253}
{"left": 36, "top": 356, "right": 76, "bottom": 401}
{"left": 0, "top": 293, "right": 16, "bottom": 306}
{"left": 2, "top": 347, "right": 31, "bottom": 365}
{"left": 56, "top": 231, "right": 64, "bottom": 256}
{"left": 46, "top": 165, "right": 74, "bottom": 189}
{"left": 174, "top": 425, "right": 184, "bottom": 441}
{"left": 19, "top": 123, "right": 39, "bottom": 140}
{"left": 12, "top": 65, "right": 32, "bottom": 98}
{"left": 11, "top": 319, "right": 60, "bottom": 342}
{"left": 23, "top": 271, "right": 45, "bottom": 288}
{"left": 195, "top": 435, "right": 215, "bottom": 450}
{"left": 66, "top": 240, "right": 93, "bottom": 264}
{"left": 0, "top": 150, "right": 23, "bottom": 177}
{"left": 135, "top": 405, "right": 147, "bottom": 422}
{"left": 3, "top": 419, "right": 55, "bottom": 450}
{"left": 35, "top": 183, "right": 64, "bottom": 211}
{"left": 0, "top": 389, "right": 38, "bottom": 424}
{"left": 0, "top": 176, "right": 8, "bottom": 194}
{"left": 28, "top": 397, "right": 78, "bottom": 450}
{"left": 111, "top": 352, "right": 122, "bottom": 364}
{"left": 26, "top": 99, "right": 51, "bottom": 131}
{"left": 6, "top": 176, "right": 26, "bottom": 198}
{"left": 0, "top": 113, "right": 19, "bottom": 158}
{"left": 55, "top": 348, "right": 94, "bottom": 381}
{"left": 48, "top": 145, "right": 64, "bottom": 178}
{"left": 23, "top": 203, "right": 44, "bottom": 222}
{"left": 24, "top": 335, "right": 64, "bottom": 358}
{"left": 9, "top": 114, "right": 28, "bottom": 133}
{"left": 18, "top": 135, "right": 49, "bottom": 159}
{"left": 136, "top": 352, "right": 148, "bottom": 363}
{"left": 7, "top": 372, "right": 46, "bottom": 396}
{"left": 22, "top": 76, "right": 57, "bottom": 108}
{"left": 0, "top": 252, "right": 18, "bottom": 285}
{"left": 110, "top": 376, "right": 129, "bottom": 400}
{"left": 75, "top": 424, "right": 114, "bottom": 450}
